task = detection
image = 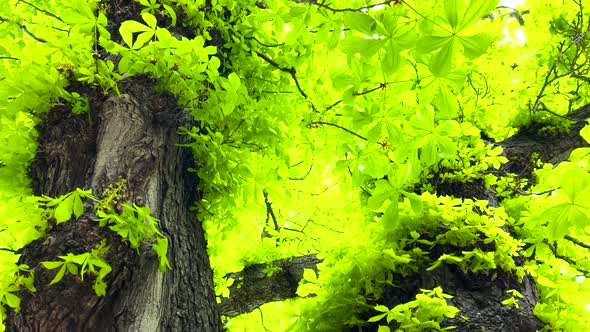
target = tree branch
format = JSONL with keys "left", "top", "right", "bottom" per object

{"left": 263, "top": 189, "right": 280, "bottom": 233}
{"left": 0, "top": 16, "right": 47, "bottom": 43}
{"left": 218, "top": 255, "right": 320, "bottom": 317}
{"left": 297, "top": 0, "right": 399, "bottom": 13}
{"left": 17, "top": 0, "right": 63, "bottom": 22}
{"left": 306, "top": 121, "right": 368, "bottom": 140}
{"left": 245, "top": 36, "right": 284, "bottom": 48}
{"left": 564, "top": 235, "right": 590, "bottom": 250}
{"left": 255, "top": 51, "right": 318, "bottom": 112}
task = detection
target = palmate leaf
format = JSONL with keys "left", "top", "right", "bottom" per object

{"left": 39, "top": 189, "right": 90, "bottom": 224}
{"left": 119, "top": 14, "right": 157, "bottom": 49}
{"left": 542, "top": 203, "right": 589, "bottom": 241}
{"left": 409, "top": 105, "right": 458, "bottom": 164}
{"left": 538, "top": 166, "right": 590, "bottom": 240}
{"left": 560, "top": 167, "right": 590, "bottom": 202}
{"left": 416, "top": 0, "right": 498, "bottom": 78}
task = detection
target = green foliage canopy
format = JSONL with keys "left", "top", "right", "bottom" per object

{"left": 1, "top": 0, "right": 590, "bottom": 331}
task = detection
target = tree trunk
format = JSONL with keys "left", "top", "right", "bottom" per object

{"left": 7, "top": 77, "right": 223, "bottom": 332}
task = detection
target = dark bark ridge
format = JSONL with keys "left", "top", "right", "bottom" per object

{"left": 8, "top": 76, "right": 222, "bottom": 332}
{"left": 219, "top": 255, "right": 321, "bottom": 317}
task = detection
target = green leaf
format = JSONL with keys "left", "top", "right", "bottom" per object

{"left": 327, "top": 27, "right": 340, "bottom": 50}
{"left": 341, "top": 37, "right": 386, "bottom": 57}
{"left": 459, "top": 33, "right": 493, "bottom": 59}
{"left": 228, "top": 72, "right": 241, "bottom": 92}
{"left": 427, "top": 259, "right": 443, "bottom": 271}
{"left": 416, "top": 34, "right": 452, "bottom": 54}
{"left": 4, "top": 292, "right": 20, "bottom": 309}
{"left": 344, "top": 12, "right": 378, "bottom": 35}
{"left": 580, "top": 124, "right": 590, "bottom": 143}
{"left": 141, "top": 12, "right": 157, "bottom": 29}
{"left": 332, "top": 73, "right": 359, "bottom": 91}
{"left": 435, "top": 84, "right": 459, "bottom": 119}
{"left": 382, "top": 43, "right": 402, "bottom": 76}
{"left": 72, "top": 0, "right": 95, "bottom": 20}
{"left": 162, "top": 4, "right": 177, "bottom": 26}
{"left": 382, "top": 195, "right": 400, "bottom": 231}
{"left": 120, "top": 20, "right": 151, "bottom": 48}
{"left": 374, "top": 304, "right": 390, "bottom": 313}
{"left": 54, "top": 196, "right": 74, "bottom": 224}
{"left": 458, "top": 0, "right": 500, "bottom": 31}
{"left": 49, "top": 265, "right": 67, "bottom": 285}
{"left": 429, "top": 39, "right": 456, "bottom": 77}
{"left": 302, "top": 268, "right": 318, "bottom": 282}
{"left": 370, "top": 178, "right": 396, "bottom": 206}
{"left": 560, "top": 167, "right": 590, "bottom": 202}
{"left": 42, "top": 261, "right": 63, "bottom": 271}
{"left": 66, "top": 263, "right": 79, "bottom": 275}
{"left": 445, "top": 0, "right": 464, "bottom": 29}
{"left": 73, "top": 194, "right": 84, "bottom": 219}
{"left": 402, "top": 191, "right": 423, "bottom": 213}
{"left": 134, "top": 31, "right": 155, "bottom": 49}
{"left": 93, "top": 280, "right": 107, "bottom": 296}
{"left": 368, "top": 312, "right": 388, "bottom": 322}
{"left": 297, "top": 282, "right": 318, "bottom": 297}
{"left": 153, "top": 237, "right": 171, "bottom": 272}
{"left": 542, "top": 204, "right": 573, "bottom": 241}
{"left": 536, "top": 275, "right": 557, "bottom": 288}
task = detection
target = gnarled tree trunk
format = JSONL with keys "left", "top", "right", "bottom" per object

{"left": 7, "top": 77, "right": 223, "bottom": 332}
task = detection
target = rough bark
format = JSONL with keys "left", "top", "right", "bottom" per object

{"left": 219, "top": 255, "right": 321, "bottom": 317}
{"left": 220, "top": 255, "right": 544, "bottom": 331}
{"left": 363, "top": 266, "right": 543, "bottom": 331}
{"left": 7, "top": 77, "right": 222, "bottom": 332}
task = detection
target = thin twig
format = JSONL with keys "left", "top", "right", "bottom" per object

{"left": 17, "top": 0, "right": 63, "bottom": 22}
{"left": 255, "top": 51, "right": 316, "bottom": 113}
{"left": 0, "top": 16, "right": 47, "bottom": 43}
{"left": 307, "top": 121, "right": 368, "bottom": 140}
{"left": 289, "top": 164, "right": 313, "bottom": 180}
{"left": 245, "top": 36, "right": 284, "bottom": 48}
{"left": 300, "top": 0, "right": 399, "bottom": 13}
{"left": 263, "top": 189, "right": 280, "bottom": 232}
{"left": 564, "top": 235, "right": 590, "bottom": 250}
{"left": 548, "top": 241, "right": 590, "bottom": 276}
